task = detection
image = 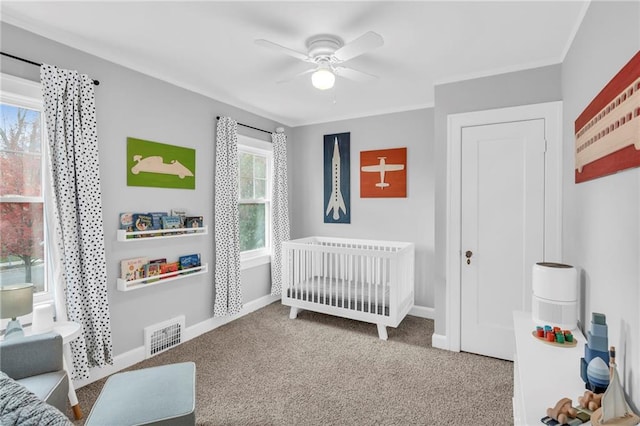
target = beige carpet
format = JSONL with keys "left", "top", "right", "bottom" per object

{"left": 71, "top": 302, "right": 513, "bottom": 425}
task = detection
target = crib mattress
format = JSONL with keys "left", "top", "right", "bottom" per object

{"left": 287, "top": 277, "right": 390, "bottom": 307}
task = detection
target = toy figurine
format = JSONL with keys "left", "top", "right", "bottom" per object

{"left": 579, "top": 390, "right": 603, "bottom": 411}
{"left": 547, "top": 397, "right": 578, "bottom": 425}
{"left": 580, "top": 312, "right": 610, "bottom": 393}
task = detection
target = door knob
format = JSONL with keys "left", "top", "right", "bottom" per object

{"left": 465, "top": 250, "right": 473, "bottom": 265}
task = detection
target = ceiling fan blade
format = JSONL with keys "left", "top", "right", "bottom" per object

{"left": 276, "top": 67, "right": 316, "bottom": 84}
{"left": 255, "top": 39, "right": 311, "bottom": 62}
{"left": 333, "top": 31, "right": 384, "bottom": 62}
{"left": 333, "top": 66, "right": 379, "bottom": 82}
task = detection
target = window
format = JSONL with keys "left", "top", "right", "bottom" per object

{"left": 0, "top": 74, "right": 51, "bottom": 305}
{"left": 238, "top": 135, "right": 272, "bottom": 269}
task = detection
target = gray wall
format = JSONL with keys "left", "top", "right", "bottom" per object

{"left": 432, "top": 64, "right": 562, "bottom": 336}
{"left": 561, "top": 1, "right": 639, "bottom": 409}
{"left": 0, "top": 23, "right": 290, "bottom": 355}
{"left": 290, "top": 109, "right": 435, "bottom": 308}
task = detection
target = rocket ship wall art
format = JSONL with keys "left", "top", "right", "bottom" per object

{"left": 323, "top": 133, "right": 350, "bottom": 223}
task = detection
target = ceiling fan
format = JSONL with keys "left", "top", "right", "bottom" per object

{"left": 255, "top": 31, "right": 384, "bottom": 90}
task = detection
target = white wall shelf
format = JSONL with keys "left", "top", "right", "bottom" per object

{"left": 117, "top": 263, "right": 208, "bottom": 292}
{"left": 117, "top": 226, "right": 208, "bottom": 241}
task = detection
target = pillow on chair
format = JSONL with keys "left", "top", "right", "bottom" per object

{"left": 0, "top": 371, "right": 72, "bottom": 426}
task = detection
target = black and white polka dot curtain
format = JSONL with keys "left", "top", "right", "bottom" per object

{"left": 270, "top": 131, "right": 290, "bottom": 296}
{"left": 213, "top": 117, "right": 243, "bottom": 317}
{"left": 40, "top": 64, "right": 113, "bottom": 379}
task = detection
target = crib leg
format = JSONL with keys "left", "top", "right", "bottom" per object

{"left": 377, "top": 324, "right": 388, "bottom": 340}
{"left": 289, "top": 307, "right": 301, "bottom": 320}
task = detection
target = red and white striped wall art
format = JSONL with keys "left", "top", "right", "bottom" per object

{"left": 574, "top": 51, "right": 640, "bottom": 184}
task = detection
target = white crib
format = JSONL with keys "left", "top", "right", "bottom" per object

{"left": 281, "top": 236, "right": 415, "bottom": 340}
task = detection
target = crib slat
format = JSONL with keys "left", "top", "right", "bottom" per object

{"left": 312, "top": 248, "right": 317, "bottom": 304}
{"left": 348, "top": 253, "right": 352, "bottom": 310}
{"left": 356, "top": 255, "right": 360, "bottom": 312}
{"left": 307, "top": 248, "right": 311, "bottom": 302}
{"left": 341, "top": 252, "right": 345, "bottom": 308}
{"left": 300, "top": 248, "right": 304, "bottom": 301}
{"left": 361, "top": 255, "right": 365, "bottom": 313}
{"left": 335, "top": 250, "right": 339, "bottom": 307}
{"left": 329, "top": 251, "right": 333, "bottom": 306}
{"left": 337, "top": 250, "right": 341, "bottom": 308}
{"left": 302, "top": 248, "right": 306, "bottom": 301}
{"left": 323, "top": 250, "right": 327, "bottom": 305}
{"left": 302, "top": 248, "right": 305, "bottom": 301}
{"left": 375, "top": 256, "right": 379, "bottom": 315}
{"left": 293, "top": 249, "right": 298, "bottom": 300}
{"left": 382, "top": 257, "right": 387, "bottom": 316}
{"left": 367, "top": 255, "right": 372, "bottom": 314}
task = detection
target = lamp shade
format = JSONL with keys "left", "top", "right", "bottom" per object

{"left": 0, "top": 283, "right": 34, "bottom": 319}
{"left": 311, "top": 68, "right": 335, "bottom": 90}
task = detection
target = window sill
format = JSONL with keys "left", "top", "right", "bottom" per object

{"left": 240, "top": 254, "right": 271, "bottom": 271}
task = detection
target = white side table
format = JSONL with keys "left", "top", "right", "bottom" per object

{"left": 50, "top": 321, "right": 83, "bottom": 420}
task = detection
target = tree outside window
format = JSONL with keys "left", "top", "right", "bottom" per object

{"left": 0, "top": 102, "right": 46, "bottom": 292}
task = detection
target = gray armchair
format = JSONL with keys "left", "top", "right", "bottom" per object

{"left": 0, "top": 332, "right": 69, "bottom": 413}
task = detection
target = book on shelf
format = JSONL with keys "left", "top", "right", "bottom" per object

{"left": 119, "top": 212, "right": 134, "bottom": 238}
{"left": 132, "top": 213, "right": 153, "bottom": 236}
{"left": 148, "top": 212, "right": 168, "bottom": 236}
{"left": 179, "top": 253, "right": 201, "bottom": 271}
{"left": 144, "top": 263, "right": 161, "bottom": 283}
{"left": 184, "top": 216, "right": 203, "bottom": 231}
{"left": 121, "top": 257, "right": 149, "bottom": 282}
{"left": 160, "top": 261, "right": 180, "bottom": 278}
{"left": 161, "top": 216, "right": 183, "bottom": 234}
{"left": 171, "top": 208, "right": 187, "bottom": 227}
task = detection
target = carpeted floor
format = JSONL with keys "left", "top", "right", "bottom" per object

{"left": 70, "top": 302, "right": 513, "bottom": 425}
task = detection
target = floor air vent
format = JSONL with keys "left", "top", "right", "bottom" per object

{"left": 144, "top": 315, "right": 185, "bottom": 358}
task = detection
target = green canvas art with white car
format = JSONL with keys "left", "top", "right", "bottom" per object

{"left": 127, "top": 137, "right": 196, "bottom": 189}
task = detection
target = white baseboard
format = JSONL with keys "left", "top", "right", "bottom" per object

{"left": 72, "top": 346, "right": 146, "bottom": 389}
{"left": 183, "top": 293, "right": 281, "bottom": 341}
{"left": 408, "top": 305, "right": 434, "bottom": 319}
{"left": 431, "top": 333, "right": 449, "bottom": 350}
{"left": 74, "top": 294, "right": 281, "bottom": 389}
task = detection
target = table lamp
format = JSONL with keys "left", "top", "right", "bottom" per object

{"left": 0, "top": 283, "right": 34, "bottom": 339}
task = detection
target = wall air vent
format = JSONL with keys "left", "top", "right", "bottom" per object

{"left": 144, "top": 315, "right": 185, "bottom": 358}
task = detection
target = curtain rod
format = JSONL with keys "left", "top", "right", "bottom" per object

{"left": 216, "top": 116, "right": 272, "bottom": 135}
{"left": 1, "top": 51, "right": 100, "bottom": 86}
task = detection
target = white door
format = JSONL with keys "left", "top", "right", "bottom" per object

{"left": 460, "top": 119, "right": 546, "bottom": 361}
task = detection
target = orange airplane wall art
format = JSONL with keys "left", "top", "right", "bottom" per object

{"left": 360, "top": 147, "right": 407, "bottom": 198}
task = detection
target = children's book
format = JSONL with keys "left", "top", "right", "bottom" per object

{"left": 121, "top": 257, "right": 148, "bottom": 281}
{"left": 132, "top": 213, "right": 153, "bottom": 236}
{"left": 144, "top": 263, "right": 161, "bottom": 283}
{"left": 148, "top": 212, "right": 168, "bottom": 236}
{"left": 185, "top": 216, "right": 203, "bottom": 231}
{"left": 171, "top": 208, "right": 187, "bottom": 227}
{"left": 179, "top": 253, "right": 201, "bottom": 271}
{"left": 160, "top": 261, "right": 180, "bottom": 278}
{"left": 161, "top": 216, "right": 183, "bottom": 234}
{"left": 119, "top": 212, "right": 134, "bottom": 238}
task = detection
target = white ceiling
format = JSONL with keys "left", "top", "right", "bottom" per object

{"left": 1, "top": 1, "right": 588, "bottom": 127}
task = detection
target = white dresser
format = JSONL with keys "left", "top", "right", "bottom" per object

{"left": 513, "top": 310, "right": 589, "bottom": 425}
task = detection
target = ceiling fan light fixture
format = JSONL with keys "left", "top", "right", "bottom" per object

{"left": 311, "top": 67, "right": 335, "bottom": 90}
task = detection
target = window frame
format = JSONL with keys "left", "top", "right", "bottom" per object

{"left": 0, "top": 73, "right": 53, "bottom": 317}
{"left": 237, "top": 135, "right": 273, "bottom": 270}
